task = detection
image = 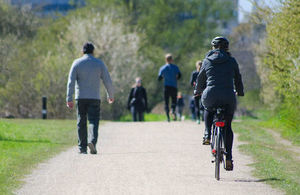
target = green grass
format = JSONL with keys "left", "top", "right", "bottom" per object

{"left": 233, "top": 118, "right": 300, "bottom": 194}
{"left": 243, "top": 109, "right": 300, "bottom": 146}
{"left": 119, "top": 113, "right": 167, "bottom": 122}
{"left": 259, "top": 116, "right": 300, "bottom": 146}
{"left": 0, "top": 119, "right": 77, "bottom": 195}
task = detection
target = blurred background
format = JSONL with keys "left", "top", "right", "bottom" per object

{"left": 0, "top": 0, "right": 299, "bottom": 127}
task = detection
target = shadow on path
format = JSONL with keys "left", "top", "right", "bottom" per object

{"left": 234, "top": 178, "right": 283, "bottom": 183}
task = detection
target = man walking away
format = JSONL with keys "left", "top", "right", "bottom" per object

{"left": 66, "top": 42, "right": 114, "bottom": 154}
{"left": 158, "top": 54, "right": 181, "bottom": 122}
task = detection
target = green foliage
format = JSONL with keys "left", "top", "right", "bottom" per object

{"left": 0, "top": 119, "right": 76, "bottom": 194}
{"left": 0, "top": 1, "right": 236, "bottom": 119}
{"left": 237, "top": 89, "right": 263, "bottom": 111}
{"left": 88, "top": 0, "right": 236, "bottom": 109}
{"left": 259, "top": 0, "right": 300, "bottom": 133}
{"left": 0, "top": 1, "right": 39, "bottom": 38}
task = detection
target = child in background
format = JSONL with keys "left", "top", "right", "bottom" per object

{"left": 177, "top": 92, "right": 185, "bottom": 121}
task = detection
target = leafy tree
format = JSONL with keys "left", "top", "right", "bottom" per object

{"left": 0, "top": 0, "right": 238, "bottom": 119}
{"left": 256, "top": 0, "right": 300, "bottom": 131}
{"left": 87, "top": 0, "right": 236, "bottom": 109}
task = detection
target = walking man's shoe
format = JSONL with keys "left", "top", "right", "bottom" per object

{"left": 79, "top": 149, "right": 87, "bottom": 154}
{"left": 88, "top": 143, "right": 97, "bottom": 154}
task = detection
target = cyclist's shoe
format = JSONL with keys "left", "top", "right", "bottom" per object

{"left": 225, "top": 160, "right": 234, "bottom": 171}
{"left": 196, "top": 120, "right": 200, "bottom": 124}
{"left": 202, "top": 138, "right": 210, "bottom": 145}
{"left": 88, "top": 143, "right": 97, "bottom": 154}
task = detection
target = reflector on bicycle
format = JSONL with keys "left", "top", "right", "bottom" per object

{"left": 215, "top": 122, "right": 225, "bottom": 127}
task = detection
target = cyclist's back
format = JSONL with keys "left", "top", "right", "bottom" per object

{"left": 198, "top": 49, "right": 243, "bottom": 113}
{"left": 205, "top": 50, "right": 240, "bottom": 90}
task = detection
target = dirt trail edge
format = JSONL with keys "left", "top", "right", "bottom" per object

{"left": 17, "top": 122, "right": 283, "bottom": 195}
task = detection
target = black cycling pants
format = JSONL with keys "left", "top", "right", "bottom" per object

{"left": 164, "top": 86, "right": 177, "bottom": 114}
{"left": 204, "top": 110, "right": 234, "bottom": 160}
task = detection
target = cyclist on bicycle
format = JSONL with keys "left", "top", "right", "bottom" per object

{"left": 194, "top": 36, "right": 244, "bottom": 170}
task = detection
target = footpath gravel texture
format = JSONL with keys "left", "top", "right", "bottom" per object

{"left": 16, "top": 121, "right": 283, "bottom": 195}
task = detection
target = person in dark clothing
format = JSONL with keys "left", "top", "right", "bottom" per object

{"left": 195, "top": 36, "right": 244, "bottom": 171}
{"left": 189, "top": 98, "right": 196, "bottom": 120}
{"left": 190, "top": 60, "right": 204, "bottom": 124}
{"left": 158, "top": 54, "right": 181, "bottom": 122}
{"left": 66, "top": 42, "right": 114, "bottom": 155}
{"left": 176, "top": 92, "right": 185, "bottom": 121}
{"left": 127, "top": 77, "right": 148, "bottom": 122}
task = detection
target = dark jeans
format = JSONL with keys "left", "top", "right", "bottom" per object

{"left": 76, "top": 99, "right": 100, "bottom": 151}
{"left": 131, "top": 106, "right": 144, "bottom": 121}
{"left": 164, "top": 86, "right": 177, "bottom": 118}
{"left": 194, "top": 96, "right": 203, "bottom": 120}
{"left": 204, "top": 109, "right": 234, "bottom": 160}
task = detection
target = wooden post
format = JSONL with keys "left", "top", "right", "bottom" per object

{"left": 42, "top": 96, "right": 47, "bottom": 119}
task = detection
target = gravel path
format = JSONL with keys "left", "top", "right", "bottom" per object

{"left": 16, "top": 121, "right": 283, "bottom": 195}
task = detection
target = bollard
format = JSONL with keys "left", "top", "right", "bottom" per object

{"left": 42, "top": 96, "right": 47, "bottom": 119}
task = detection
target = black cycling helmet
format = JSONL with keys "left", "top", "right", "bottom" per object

{"left": 211, "top": 36, "right": 229, "bottom": 50}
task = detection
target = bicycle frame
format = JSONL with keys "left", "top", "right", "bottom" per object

{"left": 211, "top": 108, "right": 226, "bottom": 180}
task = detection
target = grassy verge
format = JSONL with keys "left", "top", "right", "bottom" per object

{"left": 0, "top": 119, "right": 77, "bottom": 195}
{"left": 119, "top": 113, "right": 167, "bottom": 122}
{"left": 259, "top": 115, "right": 300, "bottom": 146}
{"left": 233, "top": 118, "right": 300, "bottom": 194}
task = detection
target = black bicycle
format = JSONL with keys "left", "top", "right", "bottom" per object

{"left": 211, "top": 107, "right": 226, "bottom": 180}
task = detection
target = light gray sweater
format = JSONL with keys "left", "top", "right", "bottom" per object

{"left": 66, "top": 54, "right": 114, "bottom": 102}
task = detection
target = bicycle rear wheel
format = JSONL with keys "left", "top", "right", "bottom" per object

{"left": 215, "top": 128, "right": 221, "bottom": 180}
{"left": 211, "top": 125, "right": 216, "bottom": 150}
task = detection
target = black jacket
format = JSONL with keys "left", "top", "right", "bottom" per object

{"left": 190, "top": 71, "right": 199, "bottom": 88}
{"left": 195, "top": 49, "right": 244, "bottom": 113}
{"left": 127, "top": 86, "right": 148, "bottom": 111}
